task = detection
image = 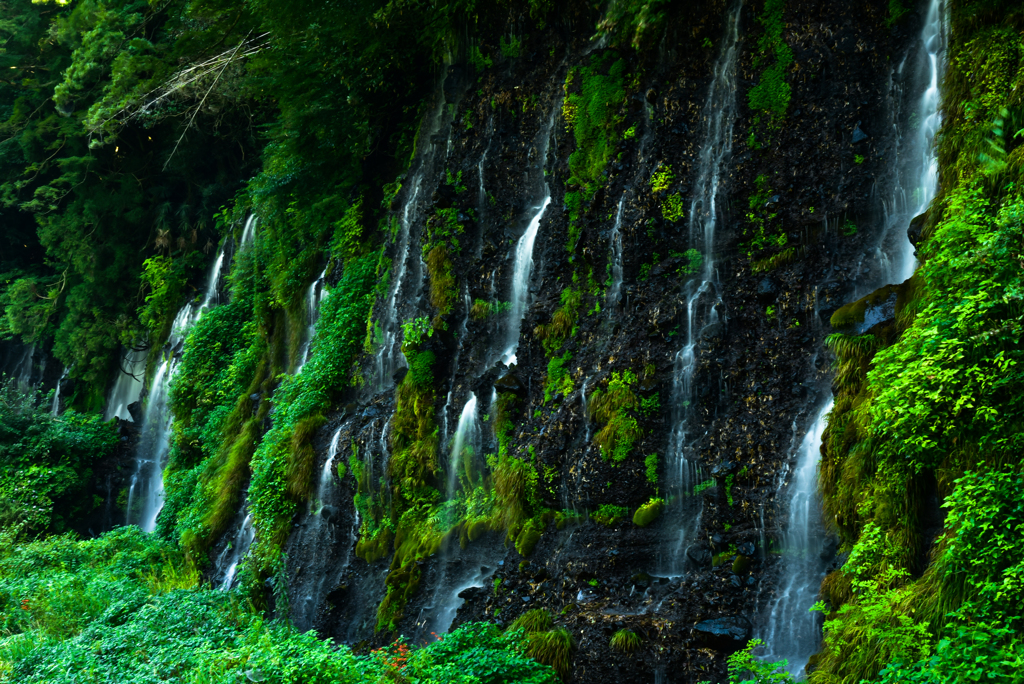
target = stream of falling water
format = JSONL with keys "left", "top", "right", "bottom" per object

{"left": 762, "top": 1, "right": 946, "bottom": 673}
{"left": 297, "top": 266, "right": 328, "bottom": 373}
{"left": 51, "top": 366, "right": 68, "bottom": 416}
{"left": 373, "top": 87, "right": 450, "bottom": 391}
{"left": 126, "top": 227, "right": 248, "bottom": 531}
{"left": 414, "top": 393, "right": 494, "bottom": 642}
{"left": 104, "top": 347, "right": 147, "bottom": 421}
{"left": 500, "top": 104, "right": 559, "bottom": 366}
{"left": 760, "top": 400, "right": 833, "bottom": 676}
{"left": 606, "top": 195, "right": 626, "bottom": 312}
{"left": 661, "top": 1, "right": 742, "bottom": 576}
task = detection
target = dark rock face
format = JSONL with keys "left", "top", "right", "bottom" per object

{"left": 268, "top": 1, "right": 924, "bottom": 681}
{"left": 694, "top": 616, "right": 753, "bottom": 652}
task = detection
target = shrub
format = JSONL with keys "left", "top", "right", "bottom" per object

{"left": 591, "top": 504, "right": 629, "bottom": 526}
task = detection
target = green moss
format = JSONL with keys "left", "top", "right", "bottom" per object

{"left": 511, "top": 608, "right": 554, "bottom": 633}
{"left": 536, "top": 287, "right": 582, "bottom": 355}
{"left": 644, "top": 453, "right": 659, "bottom": 484}
{"left": 748, "top": 0, "right": 793, "bottom": 123}
{"left": 544, "top": 352, "right": 574, "bottom": 403}
{"left": 591, "top": 504, "right": 629, "bottom": 526}
{"left": 609, "top": 628, "right": 641, "bottom": 653}
{"left": 562, "top": 53, "right": 629, "bottom": 252}
{"left": 632, "top": 498, "right": 663, "bottom": 527}
{"left": 525, "top": 628, "right": 574, "bottom": 677}
{"left": 588, "top": 371, "right": 641, "bottom": 462}
{"left": 751, "top": 246, "right": 800, "bottom": 273}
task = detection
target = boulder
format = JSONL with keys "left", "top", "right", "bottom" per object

{"left": 908, "top": 211, "right": 927, "bottom": 248}
{"left": 852, "top": 122, "right": 869, "bottom": 143}
{"left": 693, "top": 616, "right": 753, "bottom": 652}
{"left": 127, "top": 401, "right": 144, "bottom": 425}
{"left": 756, "top": 277, "right": 779, "bottom": 303}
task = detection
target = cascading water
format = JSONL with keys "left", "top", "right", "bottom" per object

{"left": 217, "top": 512, "right": 255, "bottom": 590}
{"left": 761, "top": 2, "right": 947, "bottom": 669}
{"left": 606, "top": 195, "right": 626, "bottom": 312}
{"left": 373, "top": 86, "right": 452, "bottom": 390}
{"left": 759, "top": 400, "right": 833, "bottom": 676}
{"left": 289, "top": 425, "right": 361, "bottom": 630}
{"left": 500, "top": 106, "right": 559, "bottom": 366}
{"left": 297, "top": 267, "right": 328, "bottom": 372}
{"left": 239, "top": 214, "right": 257, "bottom": 250}
{"left": 414, "top": 392, "right": 497, "bottom": 641}
{"left": 126, "top": 236, "right": 234, "bottom": 531}
{"left": 661, "top": 1, "right": 742, "bottom": 575}
{"left": 51, "top": 366, "right": 69, "bottom": 416}
{"left": 11, "top": 343, "right": 36, "bottom": 389}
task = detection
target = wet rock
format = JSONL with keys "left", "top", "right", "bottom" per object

{"left": 737, "top": 542, "right": 756, "bottom": 557}
{"left": 645, "top": 88, "right": 658, "bottom": 104}
{"left": 127, "top": 401, "right": 143, "bottom": 424}
{"left": 729, "top": 574, "right": 743, "bottom": 588}
{"left": 686, "top": 546, "right": 712, "bottom": 567}
{"left": 908, "top": 211, "right": 927, "bottom": 247}
{"left": 494, "top": 369, "right": 525, "bottom": 395}
{"left": 392, "top": 367, "right": 409, "bottom": 385}
{"left": 820, "top": 537, "right": 838, "bottom": 561}
{"left": 693, "top": 616, "right": 753, "bottom": 652}
{"left": 852, "top": 122, "right": 869, "bottom": 143}
{"left": 756, "top": 277, "right": 779, "bottom": 303}
{"left": 320, "top": 506, "right": 339, "bottom": 526}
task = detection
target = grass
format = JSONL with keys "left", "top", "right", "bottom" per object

{"left": 609, "top": 628, "right": 641, "bottom": 653}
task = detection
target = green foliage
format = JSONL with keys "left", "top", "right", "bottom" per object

{"left": 562, "top": 53, "right": 628, "bottom": 252}
{"left": 650, "top": 164, "right": 674, "bottom": 194}
{"left": 886, "top": 0, "right": 910, "bottom": 27}
{"left": 725, "top": 639, "right": 794, "bottom": 683}
{"left": 670, "top": 248, "right": 702, "bottom": 276}
{"left": 536, "top": 287, "right": 582, "bottom": 356}
{"left": 751, "top": 247, "right": 798, "bottom": 273}
{"left": 812, "top": 5, "right": 1024, "bottom": 680}
{"left": 587, "top": 371, "right": 641, "bottom": 462}
{"left": 745, "top": 174, "right": 786, "bottom": 257}
{"left": 609, "top": 628, "right": 641, "bottom": 653}
{"left": 249, "top": 253, "right": 375, "bottom": 564}
{"left": 661, "top": 192, "right": 685, "bottom": 222}
{"left": 471, "top": 299, "right": 511, "bottom": 320}
{"left": 747, "top": 0, "right": 793, "bottom": 123}
{"left": 591, "top": 504, "right": 629, "bottom": 526}
{"left": 544, "top": 353, "right": 574, "bottom": 403}
{"left": 511, "top": 608, "right": 554, "bottom": 633}
{"left": 644, "top": 453, "right": 659, "bottom": 484}
{"left": 0, "top": 379, "right": 119, "bottom": 535}
{"left": 524, "top": 628, "right": 574, "bottom": 677}
{"left": 640, "top": 394, "right": 660, "bottom": 417}
{"left": 0, "top": 528, "right": 557, "bottom": 683}
{"left": 595, "top": 0, "right": 671, "bottom": 48}
{"left": 500, "top": 35, "right": 523, "bottom": 59}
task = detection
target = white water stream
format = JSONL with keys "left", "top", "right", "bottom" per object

{"left": 104, "top": 347, "right": 147, "bottom": 421}
{"left": 760, "top": 400, "right": 833, "bottom": 676}
{"left": 762, "top": 1, "right": 946, "bottom": 672}
{"left": 500, "top": 106, "right": 559, "bottom": 366}
{"left": 606, "top": 195, "right": 626, "bottom": 311}
{"left": 662, "top": 1, "right": 742, "bottom": 575}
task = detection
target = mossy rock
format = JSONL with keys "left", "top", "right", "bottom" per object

{"left": 515, "top": 524, "right": 543, "bottom": 556}
{"left": 731, "top": 554, "right": 751, "bottom": 575}
{"left": 830, "top": 283, "right": 899, "bottom": 333}
{"left": 632, "top": 498, "right": 664, "bottom": 527}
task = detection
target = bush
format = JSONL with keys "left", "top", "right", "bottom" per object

{"left": 609, "top": 628, "right": 641, "bottom": 653}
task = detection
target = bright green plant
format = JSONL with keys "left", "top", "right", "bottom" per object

{"left": 610, "top": 628, "right": 641, "bottom": 653}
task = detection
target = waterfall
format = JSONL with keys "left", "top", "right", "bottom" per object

{"left": 373, "top": 86, "right": 451, "bottom": 391}
{"left": 217, "top": 512, "right": 255, "bottom": 590}
{"left": 761, "top": 1, "right": 947, "bottom": 668}
{"left": 51, "top": 366, "right": 69, "bottom": 416}
{"left": 126, "top": 237, "right": 232, "bottom": 531}
{"left": 760, "top": 399, "right": 833, "bottom": 677}
{"left": 104, "top": 347, "right": 147, "bottom": 421}
{"left": 662, "top": 1, "right": 742, "bottom": 575}
{"left": 239, "top": 214, "right": 257, "bottom": 250}
{"left": 500, "top": 105, "right": 559, "bottom": 366}
{"left": 10, "top": 343, "right": 37, "bottom": 389}
{"left": 289, "top": 425, "right": 359, "bottom": 631}
{"left": 297, "top": 267, "right": 328, "bottom": 372}
{"left": 447, "top": 393, "right": 479, "bottom": 500}
{"left": 606, "top": 195, "right": 626, "bottom": 312}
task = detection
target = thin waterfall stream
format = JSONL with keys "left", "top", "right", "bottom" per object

{"left": 762, "top": 0, "right": 947, "bottom": 672}
{"left": 661, "top": 0, "right": 742, "bottom": 576}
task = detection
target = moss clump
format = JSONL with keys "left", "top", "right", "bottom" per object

{"left": 514, "top": 518, "right": 544, "bottom": 557}
{"left": 511, "top": 608, "right": 554, "bottom": 633}
{"left": 748, "top": 0, "right": 793, "bottom": 123}
{"left": 591, "top": 504, "right": 629, "bottom": 526}
{"left": 536, "top": 287, "right": 582, "bottom": 355}
{"left": 751, "top": 246, "right": 800, "bottom": 273}
{"left": 544, "top": 352, "right": 574, "bottom": 404}
{"left": 562, "top": 53, "right": 628, "bottom": 252}
{"left": 829, "top": 283, "right": 901, "bottom": 331}
{"left": 632, "top": 498, "right": 664, "bottom": 527}
{"left": 525, "top": 628, "right": 574, "bottom": 676}
{"left": 609, "top": 628, "right": 641, "bottom": 653}
{"left": 588, "top": 371, "right": 641, "bottom": 462}
{"left": 661, "top": 192, "right": 685, "bottom": 222}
